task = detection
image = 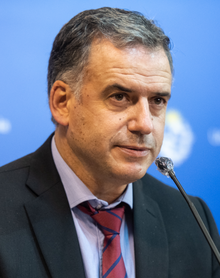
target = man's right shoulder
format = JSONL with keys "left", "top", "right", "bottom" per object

{"left": 0, "top": 153, "right": 34, "bottom": 194}
{"left": 0, "top": 153, "right": 33, "bottom": 174}
{"left": 0, "top": 134, "right": 54, "bottom": 176}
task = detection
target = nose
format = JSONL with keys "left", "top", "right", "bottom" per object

{"left": 127, "top": 98, "right": 153, "bottom": 135}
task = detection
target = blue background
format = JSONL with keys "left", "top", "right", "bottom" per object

{"left": 1, "top": 1, "right": 220, "bottom": 229}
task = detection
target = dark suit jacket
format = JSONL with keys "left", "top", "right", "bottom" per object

{"left": 0, "top": 134, "right": 219, "bottom": 278}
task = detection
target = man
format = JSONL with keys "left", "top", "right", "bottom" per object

{"left": 0, "top": 7, "right": 219, "bottom": 278}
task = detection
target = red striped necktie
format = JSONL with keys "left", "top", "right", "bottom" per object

{"left": 77, "top": 201, "right": 127, "bottom": 278}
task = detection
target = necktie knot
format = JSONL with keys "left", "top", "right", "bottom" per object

{"left": 77, "top": 201, "right": 125, "bottom": 235}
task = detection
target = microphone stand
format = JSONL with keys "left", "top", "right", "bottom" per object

{"left": 168, "top": 169, "right": 220, "bottom": 265}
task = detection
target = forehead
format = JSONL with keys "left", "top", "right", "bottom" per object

{"left": 85, "top": 39, "right": 172, "bottom": 83}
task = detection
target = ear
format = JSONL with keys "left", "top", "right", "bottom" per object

{"left": 49, "top": 80, "right": 72, "bottom": 126}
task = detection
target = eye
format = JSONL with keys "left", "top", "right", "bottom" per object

{"left": 112, "top": 93, "right": 126, "bottom": 101}
{"left": 107, "top": 93, "right": 130, "bottom": 110}
{"left": 154, "top": 97, "right": 165, "bottom": 105}
{"left": 148, "top": 97, "right": 168, "bottom": 112}
{"left": 150, "top": 97, "right": 166, "bottom": 106}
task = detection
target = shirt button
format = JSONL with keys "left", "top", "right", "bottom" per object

{"left": 96, "top": 204, "right": 102, "bottom": 209}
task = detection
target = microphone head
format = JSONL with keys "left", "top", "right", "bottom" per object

{"left": 155, "top": 157, "right": 174, "bottom": 177}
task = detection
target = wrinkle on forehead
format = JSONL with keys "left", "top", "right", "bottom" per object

{"left": 84, "top": 39, "right": 172, "bottom": 87}
{"left": 89, "top": 38, "right": 167, "bottom": 65}
{"left": 109, "top": 66, "right": 171, "bottom": 78}
{"left": 104, "top": 64, "right": 172, "bottom": 90}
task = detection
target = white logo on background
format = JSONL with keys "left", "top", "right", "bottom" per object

{"left": 160, "top": 109, "right": 194, "bottom": 167}
{"left": 0, "top": 117, "right": 12, "bottom": 134}
{"left": 208, "top": 128, "right": 220, "bottom": 146}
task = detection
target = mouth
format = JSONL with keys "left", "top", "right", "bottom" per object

{"left": 116, "top": 145, "right": 150, "bottom": 157}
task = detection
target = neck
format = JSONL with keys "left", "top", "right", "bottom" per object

{"left": 54, "top": 128, "right": 128, "bottom": 204}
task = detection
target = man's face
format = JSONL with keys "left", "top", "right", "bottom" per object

{"left": 64, "top": 39, "right": 172, "bottom": 187}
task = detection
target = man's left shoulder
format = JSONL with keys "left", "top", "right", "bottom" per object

{"left": 135, "top": 173, "right": 185, "bottom": 203}
{"left": 135, "top": 173, "right": 218, "bottom": 232}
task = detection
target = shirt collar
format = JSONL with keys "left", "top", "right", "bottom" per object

{"left": 51, "top": 136, "right": 133, "bottom": 210}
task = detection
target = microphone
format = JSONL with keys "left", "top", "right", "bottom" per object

{"left": 155, "top": 157, "right": 220, "bottom": 265}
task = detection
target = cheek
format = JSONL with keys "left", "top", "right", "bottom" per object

{"left": 68, "top": 114, "right": 107, "bottom": 150}
{"left": 108, "top": 118, "right": 129, "bottom": 143}
{"left": 67, "top": 108, "right": 90, "bottom": 147}
{"left": 153, "top": 117, "right": 165, "bottom": 142}
{"left": 69, "top": 101, "right": 127, "bottom": 146}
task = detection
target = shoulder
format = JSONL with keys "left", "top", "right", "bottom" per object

{"left": 0, "top": 153, "right": 34, "bottom": 190}
{"left": 0, "top": 134, "right": 54, "bottom": 187}
{"left": 139, "top": 172, "right": 199, "bottom": 202}
{"left": 138, "top": 173, "right": 220, "bottom": 273}
{"left": 136, "top": 173, "right": 218, "bottom": 232}
{"left": 136, "top": 173, "right": 184, "bottom": 203}
{"left": 0, "top": 153, "right": 32, "bottom": 173}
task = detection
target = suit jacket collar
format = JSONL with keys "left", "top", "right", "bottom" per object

{"left": 26, "top": 134, "right": 60, "bottom": 195}
{"left": 25, "top": 134, "right": 86, "bottom": 278}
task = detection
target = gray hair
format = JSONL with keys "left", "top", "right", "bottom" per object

{"left": 48, "top": 7, "right": 173, "bottom": 123}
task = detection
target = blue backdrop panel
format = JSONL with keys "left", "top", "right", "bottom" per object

{"left": 0, "top": 0, "right": 220, "bottom": 229}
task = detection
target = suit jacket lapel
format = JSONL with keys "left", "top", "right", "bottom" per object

{"left": 24, "top": 135, "right": 86, "bottom": 278}
{"left": 133, "top": 179, "right": 169, "bottom": 278}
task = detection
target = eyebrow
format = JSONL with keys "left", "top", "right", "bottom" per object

{"left": 154, "top": 92, "right": 171, "bottom": 100}
{"left": 104, "top": 83, "right": 133, "bottom": 93}
{"left": 103, "top": 83, "right": 171, "bottom": 99}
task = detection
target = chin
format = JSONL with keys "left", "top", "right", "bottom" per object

{"left": 115, "top": 165, "right": 148, "bottom": 184}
